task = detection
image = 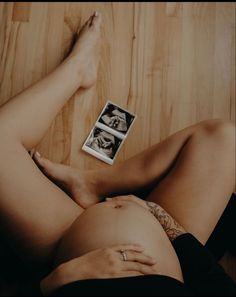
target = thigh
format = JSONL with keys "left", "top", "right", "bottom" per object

{"left": 0, "top": 139, "right": 83, "bottom": 267}
{"left": 147, "top": 121, "right": 235, "bottom": 244}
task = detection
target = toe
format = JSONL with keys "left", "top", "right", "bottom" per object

{"left": 33, "top": 152, "right": 73, "bottom": 183}
{"left": 33, "top": 153, "right": 53, "bottom": 172}
{"left": 83, "top": 18, "right": 91, "bottom": 29}
{"left": 91, "top": 11, "right": 102, "bottom": 28}
{"left": 86, "top": 13, "right": 95, "bottom": 27}
{"left": 89, "top": 13, "right": 96, "bottom": 27}
{"left": 29, "top": 148, "right": 36, "bottom": 157}
{"left": 80, "top": 15, "right": 93, "bottom": 33}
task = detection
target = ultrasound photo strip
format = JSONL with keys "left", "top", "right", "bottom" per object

{"left": 97, "top": 101, "right": 136, "bottom": 139}
{"left": 82, "top": 101, "right": 137, "bottom": 165}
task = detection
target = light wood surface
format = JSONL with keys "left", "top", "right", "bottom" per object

{"left": 1, "top": 2, "right": 235, "bottom": 168}
{"left": 0, "top": 1, "right": 235, "bottom": 289}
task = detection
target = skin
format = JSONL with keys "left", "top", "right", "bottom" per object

{"left": 0, "top": 9, "right": 235, "bottom": 296}
{"left": 41, "top": 243, "right": 157, "bottom": 296}
{"left": 52, "top": 198, "right": 184, "bottom": 283}
{"left": 37, "top": 118, "right": 235, "bottom": 294}
{"left": 0, "top": 12, "right": 102, "bottom": 267}
{"left": 41, "top": 197, "right": 186, "bottom": 295}
{"left": 0, "top": 13, "right": 160, "bottom": 294}
{"left": 34, "top": 119, "right": 235, "bottom": 245}
{"left": 107, "top": 196, "right": 187, "bottom": 242}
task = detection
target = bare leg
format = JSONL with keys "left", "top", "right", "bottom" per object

{"left": 146, "top": 120, "right": 235, "bottom": 244}
{"left": 0, "top": 13, "right": 101, "bottom": 150}
{"left": 0, "top": 13, "right": 102, "bottom": 268}
{"left": 94, "top": 120, "right": 235, "bottom": 244}
{"left": 34, "top": 120, "right": 208, "bottom": 207}
{"left": 36, "top": 120, "right": 235, "bottom": 245}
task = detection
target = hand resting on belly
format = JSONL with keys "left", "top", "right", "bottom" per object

{"left": 41, "top": 244, "right": 157, "bottom": 296}
{"left": 53, "top": 198, "right": 183, "bottom": 283}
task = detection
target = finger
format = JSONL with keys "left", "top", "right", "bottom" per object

{"left": 112, "top": 244, "right": 144, "bottom": 253}
{"left": 124, "top": 251, "right": 156, "bottom": 265}
{"left": 109, "top": 196, "right": 138, "bottom": 204}
{"left": 124, "top": 262, "right": 156, "bottom": 275}
{"left": 107, "top": 196, "right": 130, "bottom": 202}
{"left": 125, "top": 195, "right": 141, "bottom": 203}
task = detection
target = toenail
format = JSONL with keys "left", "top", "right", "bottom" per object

{"left": 95, "top": 11, "right": 98, "bottom": 17}
{"left": 35, "top": 151, "right": 41, "bottom": 157}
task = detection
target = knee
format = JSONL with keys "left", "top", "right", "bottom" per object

{"left": 198, "top": 119, "right": 235, "bottom": 147}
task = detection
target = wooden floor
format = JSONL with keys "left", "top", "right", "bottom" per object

{"left": 1, "top": 2, "right": 235, "bottom": 167}
{"left": 0, "top": 2, "right": 235, "bottom": 293}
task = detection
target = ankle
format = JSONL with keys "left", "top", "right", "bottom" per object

{"left": 62, "top": 55, "right": 83, "bottom": 84}
{"left": 84, "top": 170, "right": 103, "bottom": 198}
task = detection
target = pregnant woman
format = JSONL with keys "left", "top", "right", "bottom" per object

{"left": 0, "top": 12, "right": 235, "bottom": 296}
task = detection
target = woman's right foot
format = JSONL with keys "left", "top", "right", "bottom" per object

{"left": 68, "top": 11, "right": 102, "bottom": 89}
{"left": 33, "top": 152, "right": 101, "bottom": 209}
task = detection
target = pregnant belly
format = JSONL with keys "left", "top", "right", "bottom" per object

{"left": 54, "top": 200, "right": 183, "bottom": 282}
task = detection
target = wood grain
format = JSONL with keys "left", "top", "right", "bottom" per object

{"left": 0, "top": 2, "right": 235, "bottom": 292}
{"left": 1, "top": 2, "right": 235, "bottom": 165}
{"left": 12, "top": 2, "right": 31, "bottom": 22}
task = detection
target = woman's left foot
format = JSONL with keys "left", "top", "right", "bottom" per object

{"left": 68, "top": 11, "right": 102, "bottom": 89}
{"left": 33, "top": 152, "right": 100, "bottom": 209}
